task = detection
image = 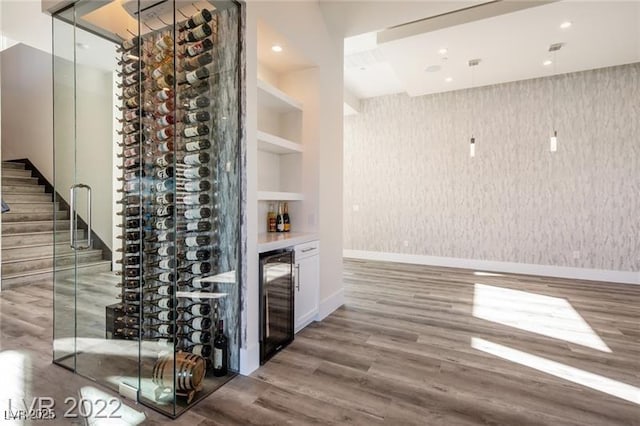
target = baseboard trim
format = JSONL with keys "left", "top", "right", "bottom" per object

{"left": 343, "top": 250, "right": 639, "bottom": 285}
{"left": 317, "top": 288, "right": 345, "bottom": 320}
{"left": 240, "top": 343, "right": 260, "bottom": 375}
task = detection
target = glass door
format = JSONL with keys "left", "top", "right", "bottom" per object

{"left": 52, "top": 0, "right": 138, "bottom": 393}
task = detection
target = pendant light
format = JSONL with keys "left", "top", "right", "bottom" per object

{"left": 548, "top": 43, "right": 563, "bottom": 152}
{"left": 468, "top": 58, "right": 481, "bottom": 158}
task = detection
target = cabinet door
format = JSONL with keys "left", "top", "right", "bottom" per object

{"left": 295, "top": 255, "right": 319, "bottom": 332}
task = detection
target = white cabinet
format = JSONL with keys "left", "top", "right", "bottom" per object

{"left": 294, "top": 240, "right": 319, "bottom": 332}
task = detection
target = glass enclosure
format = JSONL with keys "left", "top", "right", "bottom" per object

{"left": 52, "top": 0, "right": 242, "bottom": 418}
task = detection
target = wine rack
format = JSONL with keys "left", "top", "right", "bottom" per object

{"left": 112, "top": 4, "right": 239, "bottom": 414}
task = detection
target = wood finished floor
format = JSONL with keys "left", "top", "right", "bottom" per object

{"left": 0, "top": 259, "right": 638, "bottom": 425}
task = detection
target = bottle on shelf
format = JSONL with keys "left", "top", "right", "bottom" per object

{"left": 267, "top": 203, "right": 276, "bottom": 233}
{"left": 178, "top": 317, "right": 212, "bottom": 331}
{"left": 177, "top": 179, "right": 211, "bottom": 192}
{"left": 180, "top": 343, "right": 212, "bottom": 358}
{"left": 283, "top": 202, "right": 291, "bottom": 232}
{"left": 182, "top": 139, "right": 211, "bottom": 152}
{"left": 276, "top": 203, "right": 285, "bottom": 232}
{"left": 180, "top": 261, "right": 211, "bottom": 275}
{"left": 179, "top": 8, "right": 212, "bottom": 31}
{"left": 182, "top": 111, "right": 211, "bottom": 125}
{"left": 183, "top": 96, "right": 210, "bottom": 110}
{"left": 143, "top": 323, "right": 175, "bottom": 336}
{"left": 155, "top": 153, "right": 174, "bottom": 168}
{"left": 179, "top": 193, "right": 210, "bottom": 205}
{"left": 116, "top": 316, "right": 140, "bottom": 328}
{"left": 182, "top": 207, "right": 211, "bottom": 220}
{"left": 179, "top": 302, "right": 211, "bottom": 316}
{"left": 146, "top": 310, "right": 176, "bottom": 322}
{"left": 182, "top": 124, "right": 209, "bottom": 138}
{"left": 182, "top": 38, "right": 214, "bottom": 58}
{"left": 181, "top": 220, "right": 213, "bottom": 233}
{"left": 178, "top": 330, "right": 212, "bottom": 344}
{"left": 182, "top": 52, "right": 213, "bottom": 72}
{"left": 178, "top": 23, "right": 212, "bottom": 44}
{"left": 213, "top": 320, "right": 228, "bottom": 377}
{"left": 115, "top": 327, "right": 139, "bottom": 339}
{"left": 121, "top": 37, "right": 141, "bottom": 51}
{"left": 177, "top": 67, "right": 209, "bottom": 85}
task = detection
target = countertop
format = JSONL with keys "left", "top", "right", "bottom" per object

{"left": 257, "top": 232, "right": 319, "bottom": 253}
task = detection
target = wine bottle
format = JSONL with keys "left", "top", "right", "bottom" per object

{"left": 179, "top": 81, "right": 210, "bottom": 100}
{"left": 123, "top": 72, "right": 145, "bottom": 87}
{"left": 117, "top": 195, "right": 141, "bottom": 205}
{"left": 182, "top": 124, "right": 209, "bottom": 138}
{"left": 156, "top": 166, "right": 174, "bottom": 180}
{"left": 155, "top": 153, "right": 174, "bottom": 168}
{"left": 118, "top": 218, "right": 141, "bottom": 228}
{"left": 182, "top": 207, "right": 211, "bottom": 220}
{"left": 283, "top": 202, "right": 291, "bottom": 232}
{"left": 144, "top": 323, "right": 174, "bottom": 335}
{"left": 145, "top": 244, "right": 175, "bottom": 257}
{"left": 183, "top": 139, "right": 211, "bottom": 152}
{"left": 183, "top": 52, "right": 213, "bottom": 72}
{"left": 178, "top": 316, "right": 211, "bottom": 331}
{"left": 121, "top": 37, "right": 140, "bottom": 51}
{"left": 276, "top": 203, "right": 285, "bottom": 232}
{"left": 180, "top": 166, "right": 210, "bottom": 179}
{"left": 155, "top": 285, "right": 175, "bottom": 296}
{"left": 153, "top": 88, "right": 171, "bottom": 102}
{"left": 154, "top": 218, "right": 174, "bottom": 231}
{"left": 157, "top": 99, "right": 175, "bottom": 115}
{"left": 117, "top": 206, "right": 141, "bottom": 216}
{"left": 267, "top": 203, "right": 276, "bottom": 233}
{"left": 117, "top": 245, "right": 140, "bottom": 254}
{"left": 155, "top": 35, "right": 173, "bottom": 51}
{"left": 181, "top": 220, "right": 212, "bottom": 232}
{"left": 158, "top": 141, "right": 174, "bottom": 153}
{"left": 116, "top": 268, "right": 140, "bottom": 278}
{"left": 117, "top": 278, "right": 140, "bottom": 289}
{"left": 180, "top": 261, "right": 211, "bottom": 275}
{"left": 181, "top": 343, "right": 212, "bottom": 357}
{"left": 183, "top": 235, "right": 210, "bottom": 247}
{"left": 182, "top": 248, "right": 211, "bottom": 261}
{"left": 146, "top": 310, "right": 176, "bottom": 322}
{"left": 145, "top": 271, "right": 175, "bottom": 284}
{"left": 177, "top": 67, "right": 209, "bottom": 85}
{"left": 155, "top": 192, "right": 174, "bottom": 205}
{"left": 122, "top": 109, "right": 140, "bottom": 123}
{"left": 156, "top": 114, "right": 175, "bottom": 128}
{"left": 213, "top": 320, "right": 228, "bottom": 376}
{"left": 120, "top": 122, "right": 140, "bottom": 135}
{"left": 178, "top": 330, "right": 212, "bottom": 344}
{"left": 178, "top": 179, "right": 211, "bottom": 192}
{"left": 182, "top": 111, "right": 210, "bottom": 125}
{"left": 118, "top": 292, "right": 141, "bottom": 302}
{"left": 116, "top": 256, "right": 140, "bottom": 266}
{"left": 184, "top": 96, "right": 210, "bottom": 110}
{"left": 180, "top": 9, "right": 212, "bottom": 31}
{"left": 179, "top": 193, "right": 210, "bottom": 205}
{"left": 183, "top": 38, "right": 214, "bottom": 57}
{"left": 153, "top": 74, "right": 175, "bottom": 90}
{"left": 151, "top": 62, "right": 172, "bottom": 79}
{"left": 123, "top": 133, "right": 145, "bottom": 146}
{"left": 147, "top": 258, "right": 176, "bottom": 270}
{"left": 152, "top": 298, "right": 175, "bottom": 310}
{"left": 122, "top": 84, "right": 140, "bottom": 99}
{"left": 116, "top": 316, "right": 139, "bottom": 328}
{"left": 179, "top": 302, "right": 211, "bottom": 316}
{"left": 123, "top": 60, "right": 144, "bottom": 75}
{"left": 145, "top": 230, "right": 174, "bottom": 243}
{"left": 122, "top": 157, "right": 140, "bottom": 169}
{"left": 124, "top": 96, "right": 139, "bottom": 109}
{"left": 115, "top": 327, "right": 139, "bottom": 339}
{"left": 178, "top": 23, "right": 212, "bottom": 44}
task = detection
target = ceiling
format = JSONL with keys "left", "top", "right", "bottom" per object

{"left": 344, "top": 1, "right": 640, "bottom": 100}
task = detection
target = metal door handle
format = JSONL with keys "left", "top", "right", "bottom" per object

{"left": 69, "top": 184, "right": 92, "bottom": 250}
{"left": 301, "top": 247, "right": 316, "bottom": 253}
{"left": 295, "top": 264, "right": 300, "bottom": 291}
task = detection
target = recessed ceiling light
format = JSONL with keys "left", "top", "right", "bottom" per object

{"left": 271, "top": 44, "right": 283, "bottom": 53}
{"left": 438, "top": 48, "right": 448, "bottom": 55}
{"left": 425, "top": 65, "right": 442, "bottom": 73}
{"left": 560, "top": 21, "right": 572, "bottom": 29}
{"left": 543, "top": 60, "right": 553, "bottom": 66}
{"left": 445, "top": 77, "right": 453, "bottom": 83}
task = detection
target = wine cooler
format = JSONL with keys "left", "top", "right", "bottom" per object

{"left": 259, "top": 250, "right": 295, "bottom": 363}
{"left": 51, "top": 0, "right": 242, "bottom": 418}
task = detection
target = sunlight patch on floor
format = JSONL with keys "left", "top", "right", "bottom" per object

{"left": 471, "top": 338, "right": 639, "bottom": 405}
{"left": 473, "top": 283, "right": 611, "bottom": 352}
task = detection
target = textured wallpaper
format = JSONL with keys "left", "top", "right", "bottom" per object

{"left": 344, "top": 63, "right": 640, "bottom": 272}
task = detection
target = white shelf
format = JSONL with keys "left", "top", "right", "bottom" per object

{"left": 257, "top": 79, "right": 303, "bottom": 113}
{"left": 258, "top": 232, "right": 319, "bottom": 253}
{"left": 257, "top": 130, "right": 303, "bottom": 154}
{"left": 258, "top": 191, "right": 304, "bottom": 201}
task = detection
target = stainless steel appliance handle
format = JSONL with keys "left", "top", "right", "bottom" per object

{"left": 69, "top": 186, "right": 75, "bottom": 249}
{"left": 301, "top": 247, "right": 315, "bottom": 253}
{"left": 295, "top": 264, "right": 300, "bottom": 291}
{"left": 69, "top": 184, "right": 92, "bottom": 250}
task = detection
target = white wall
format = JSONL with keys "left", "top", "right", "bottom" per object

{"left": 1, "top": 43, "right": 114, "bottom": 250}
{"left": 344, "top": 64, "right": 640, "bottom": 283}
{"left": 244, "top": 0, "right": 344, "bottom": 374}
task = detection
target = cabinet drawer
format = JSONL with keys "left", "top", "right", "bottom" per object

{"left": 295, "top": 240, "right": 319, "bottom": 259}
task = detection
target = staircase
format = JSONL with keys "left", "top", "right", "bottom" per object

{"left": 2, "top": 161, "right": 111, "bottom": 288}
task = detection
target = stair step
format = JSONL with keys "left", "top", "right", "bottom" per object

{"left": 2, "top": 169, "right": 33, "bottom": 178}
{"left": 1, "top": 162, "right": 26, "bottom": 170}
{"left": 2, "top": 220, "right": 70, "bottom": 234}
{"left": 1, "top": 242, "right": 78, "bottom": 261}
{"left": 1, "top": 249, "right": 104, "bottom": 275}
{"left": 2, "top": 230, "right": 81, "bottom": 246}
{"left": 3, "top": 202, "right": 58, "bottom": 213}
{"left": 2, "top": 210, "right": 67, "bottom": 223}
{"left": 2, "top": 193, "right": 53, "bottom": 203}
{"left": 2, "top": 176, "right": 40, "bottom": 185}
{"left": 1, "top": 261, "right": 112, "bottom": 289}
{"left": 2, "top": 184, "right": 46, "bottom": 193}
